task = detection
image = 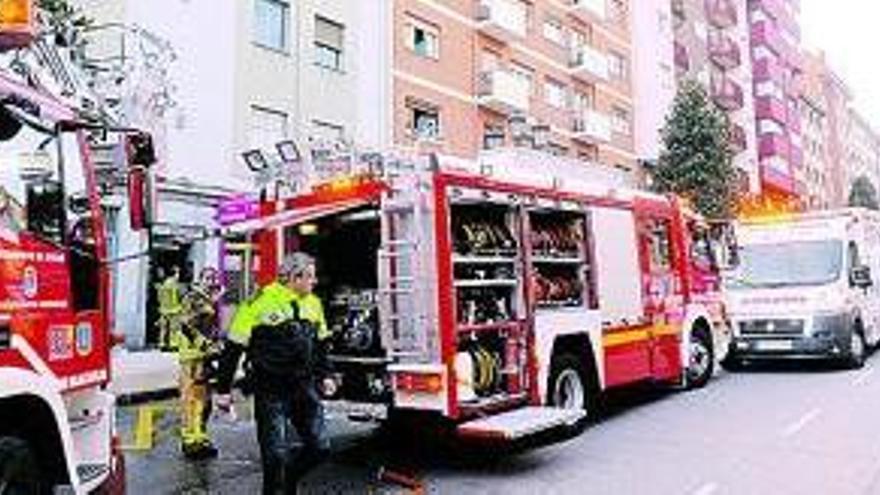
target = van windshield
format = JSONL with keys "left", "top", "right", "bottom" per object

{"left": 725, "top": 240, "right": 843, "bottom": 289}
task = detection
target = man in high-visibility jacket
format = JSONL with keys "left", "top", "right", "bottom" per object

{"left": 215, "top": 252, "right": 334, "bottom": 494}
{"left": 174, "top": 268, "right": 223, "bottom": 460}
{"left": 156, "top": 266, "right": 183, "bottom": 351}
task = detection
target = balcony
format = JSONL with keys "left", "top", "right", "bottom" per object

{"left": 755, "top": 96, "right": 787, "bottom": 125}
{"left": 708, "top": 31, "right": 741, "bottom": 70}
{"left": 570, "top": 45, "right": 609, "bottom": 82}
{"left": 477, "top": 70, "right": 530, "bottom": 115}
{"left": 758, "top": 133, "right": 789, "bottom": 160}
{"left": 674, "top": 41, "right": 690, "bottom": 71}
{"left": 751, "top": 0, "right": 800, "bottom": 39}
{"left": 753, "top": 56, "right": 784, "bottom": 84}
{"left": 790, "top": 144, "right": 804, "bottom": 168}
{"left": 710, "top": 74, "right": 744, "bottom": 111}
{"left": 751, "top": 20, "right": 783, "bottom": 56}
{"left": 730, "top": 124, "right": 748, "bottom": 153}
{"left": 475, "top": 0, "right": 527, "bottom": 42}
{"left": 705, "top": 0, "right": 738, "bottom": 29}
{"left": 787, "top": 106, "right": 802, "bottom": 134}
{"left": 568, "top": 0, "right": 605, "bottom": 22}
{"left": 571, "top": 109, "right": 612, "bottom": 143}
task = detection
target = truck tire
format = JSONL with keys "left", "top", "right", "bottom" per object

{"left": 685, "top": 326, "right": 714, "bottom": 389}
{"left": 845, "top": 328, "right": 867, "bottom": 370}
{"left": 720, "top": 355, "right": 745, "bottom": 372}
{"left": 548, "top": 353, "right": 598, "bottom": 425}
{"left": 0, "top": 436, "right": 40, "bottom": 495}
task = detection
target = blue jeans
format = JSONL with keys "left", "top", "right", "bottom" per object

{"left": 254, "top": 379, "right": 330, "bottom": 495}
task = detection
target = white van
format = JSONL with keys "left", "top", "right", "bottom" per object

{"left": 723, "top": 208, "right": 880, "bottom": 369}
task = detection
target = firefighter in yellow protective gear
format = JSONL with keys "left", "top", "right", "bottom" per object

{"left": 173, "top": 267, "right": 223, "bottom": 460}
{"left": 156, "top": 266, "right": 184, "bottom": 351}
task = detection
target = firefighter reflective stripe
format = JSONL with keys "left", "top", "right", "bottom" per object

{"left": 292, "top": 293, "right": 329, "bottom": 340}
{"left": 228, "top": 282, "right": 330, "bottom": 345}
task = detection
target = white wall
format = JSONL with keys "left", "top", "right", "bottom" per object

{"left": 632, "top": 0, "right": 676, "bottom": 162}
{"left": 354, "top": 0, "right": 394, "bottom": 151}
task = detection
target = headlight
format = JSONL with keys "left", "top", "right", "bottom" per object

{"left": 811, "top": 313, "right": 848, "bottom": 338}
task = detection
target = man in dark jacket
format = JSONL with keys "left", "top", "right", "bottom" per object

{"left": 215, "top": 252, "right": 335, "bottom": 494}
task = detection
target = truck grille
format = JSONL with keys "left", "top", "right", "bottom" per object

{"left": 739, "top": 319, "right": 804, "bottom": 336}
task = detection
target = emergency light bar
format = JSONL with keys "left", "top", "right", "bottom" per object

{"left": 0, "top": 0, "right": 34, "bottom": 51}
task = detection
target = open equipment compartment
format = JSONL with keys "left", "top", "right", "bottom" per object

{"left": 448, "top": 192, "right": 529, "bottom": 413}
{"left": 288, "top": 205, "right": 390, "bottom": 404}
{"left": 527, "top": 208, "right": 590, "bottom": 309}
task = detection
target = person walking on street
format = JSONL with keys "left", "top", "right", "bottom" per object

{"left": 215, "top": 252, "right": 335, "bottom": 494}
{"left": 174, "top": 267, "right": 224, "bottom": 460}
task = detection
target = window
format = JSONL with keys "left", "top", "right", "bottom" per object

{"left": 610, "top": 0, "right": 628, "bottom": 25}
{"left": 406, "top": 98, "right": 441, "bottom": 139}
{"left": 510, "top": 62, "right": 535, "bottom": 95}
{"left": 315, "top": 16, "right": 344, "bottom": 71}
{"left": 544, "top": 78, "right": 567, "bottom": 108}
{"left": 546, "top": 142, "right": 568, "bottom": 157}
{"left": 647, "top": 220, "right": 673, "bottom": 271}
{"left": 573, "top": 90, "right": 594, "bottom": 112}
{"left": 253, "top": 0, "right": 289, "bottom": 51}
{"left": 247, "top": 106, "right": 288, "bottom": 151}
{"left": 609, "top": 51, "right": 628, "bottom": 81}
{"left": 542, "top": 18, "right": 564, "bottom": 45}
{"left": 406, "top": 15, "right": 440, "bottom": 59}
{"left": 483, "top": 124, "right": 506, "bottom": 150}
{"left": 612, "top": 106, "right": 630, "bottom": 135}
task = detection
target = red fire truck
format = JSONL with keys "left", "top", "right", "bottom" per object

{"left": 221, "top": 152, "right": 730, "bottom": 439}
{"left": 0, "top": 3, "right": 151, "bottom": 492}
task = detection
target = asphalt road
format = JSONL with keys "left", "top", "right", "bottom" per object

{"left": 123, "top": 354, "right": 880, "bottom": 494}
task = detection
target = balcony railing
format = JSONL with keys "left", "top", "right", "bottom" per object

{"left": 755, "top": 96, "right": 787, "bottom": 125}
{"left": 475, "top": 0, "right": 527, "bottom": 42}
{"left": 752, "top": 56, "right": 784, "bottom": 84}
{"left": 569, "top": 0, "right": 605, "bottom": 22}
{"left": 751, "top": 20, "right": 783, "bottom": 56}
{"left": 477, "top": 70, "right": 531, "bottom": 115}
{"left": 711, "top": 74, "right": 744, "bottom": 111}
{"left": 572, "top": 109, "right": 612, "bottom": 143}
{"left": 708, "top": 31, "right": 741, "bottom": 70}
{"left": 705, "top": 0, "right": 738, "bottom": 29}
{"left": 758, "top": 133, "right": 789, "bottom": 160}
{"left": 674, "top": 41, "right": 690, "bottom": 71}
{"left": 570, "top": 44, "right": 609, "bottom": 81}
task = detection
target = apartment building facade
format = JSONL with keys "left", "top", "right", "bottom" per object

{"left": 388, "top": 0, "right": 637, "bottom": 180}
{"left": 797, "top": 50, "right": 831, "bottom": 209}
{"left": 845, "top": 110, "right": 880, "bottom": 200}
{"left": 76, "top": 0, "right": 369, "bottom": 347}
{"left": 748, "top": 0, "right": 803, "bottom": 199}
{"left": 671, "top": 0, "right": 760, "bottom": 193}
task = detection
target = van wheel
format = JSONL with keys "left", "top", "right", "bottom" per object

{"left": 685, "top": 326, "right": 714, "bottom": 389}
{"left": 549, "top": 353, "right": 598, "bottom": 425}
{"left": 0, "top": 437, "right": 40, "bottom": 495}
{"left": 846, "top": 328, "right": 867, "bottom": 369}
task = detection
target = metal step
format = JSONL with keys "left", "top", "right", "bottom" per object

{"left": 457, "top": 406, "right": 584, "bottom": 441}
{"left": 77, "top": 463, "right": 109, "bottom": 484}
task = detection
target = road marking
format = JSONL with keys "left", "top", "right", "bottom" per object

{"left": 852, "top": 366, "right": 874, "bottom": 386}
{"left": 691, "top": 482, "right": 719, "bottom": 495}
{"left": 781, "top": 408, "right": 822, "bottom": 437}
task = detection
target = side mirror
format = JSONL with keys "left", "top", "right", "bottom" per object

{"left": 851, "top": 265, "right": 873, "bottom": 289}
{"left": 127, "top": 166, "right": 153, "bottom": 231}
{"left": 125, "top": 132, "right": 156, "bottom": 231}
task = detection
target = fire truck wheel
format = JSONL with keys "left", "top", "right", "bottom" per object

{"left": 0, "top": 436, "right": 41, "bottom": 495}
{"left": 845, "top": 327, "right": 867, "bottom": 370}
{"left": 685, "top": 326, "right": 714, "bottom": 389}
{"left": 549, "top": 353, "right": 598, "bottom": 423}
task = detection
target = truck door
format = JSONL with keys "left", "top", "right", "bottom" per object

{"left": 635, "top": 210, "right": 683, "bottom": 381}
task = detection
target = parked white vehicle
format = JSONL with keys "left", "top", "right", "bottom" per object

{"left": 723, "top": 208, "right": 880, "bottom": 369}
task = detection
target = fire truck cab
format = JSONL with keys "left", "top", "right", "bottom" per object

{"left": 221, "top": 152, "right": 729, "bottom": 439}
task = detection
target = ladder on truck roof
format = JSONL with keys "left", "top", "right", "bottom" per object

{"left": 377, "top": 159, "right": 440, "bottom": 364}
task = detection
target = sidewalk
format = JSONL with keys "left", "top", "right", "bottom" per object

{"left": 109, "top": 348, "right": 178, "bottom": 403}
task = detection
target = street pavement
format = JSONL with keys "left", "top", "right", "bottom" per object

{"left": 122, "top": 353, "right": 880, "bottom": 494}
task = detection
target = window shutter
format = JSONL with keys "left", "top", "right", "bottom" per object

{"left": 315, "top": 16, "right": 343, "bottom": 50}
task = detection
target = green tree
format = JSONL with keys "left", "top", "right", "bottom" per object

{"left": 848, "top": 175, "right": 880, "bottom": 210}
{"left": 653, "top": 80, "right": 739, "bottom": 219}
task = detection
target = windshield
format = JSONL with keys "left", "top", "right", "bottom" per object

{"left": 725, "top": 240, "right": 843, "bottom": 289}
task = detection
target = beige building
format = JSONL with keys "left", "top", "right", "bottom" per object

{"left": 388, "top": 0, "right": 637, "bottom": 180}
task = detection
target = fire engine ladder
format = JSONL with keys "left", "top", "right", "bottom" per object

{"left": 377, "top": 167, "right": 435, "bottom": 363}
